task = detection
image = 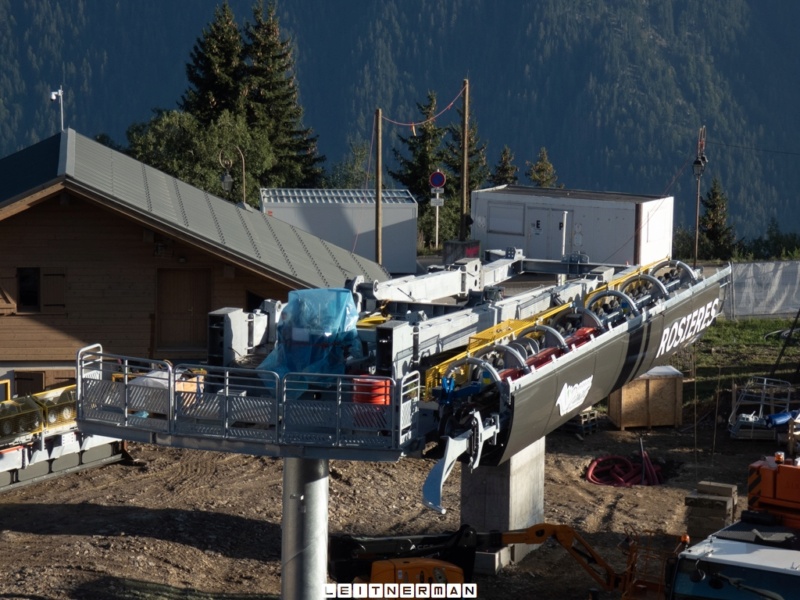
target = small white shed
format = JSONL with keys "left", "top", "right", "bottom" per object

{"left": 259, "top": 188, "right": 418, "bottom": 275}
{"left": 471, "top": 185, "right": 673, "bottom": 265}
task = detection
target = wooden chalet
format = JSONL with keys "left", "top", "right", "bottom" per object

{"left": 0, "top": 130, "right": 389, "bottom": 396}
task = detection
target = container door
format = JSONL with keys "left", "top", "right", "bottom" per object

{"left": 527, "top": 209, "right": 573, "bottom": 260}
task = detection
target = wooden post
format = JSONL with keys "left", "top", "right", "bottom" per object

{"left": 375, "top": 108, "right": 383, "bottom": 265}
{"left": 460, "top": 79, "right": 469, "bottom": 241}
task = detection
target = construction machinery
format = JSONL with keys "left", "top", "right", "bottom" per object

{"left": 668, "top": 455, "right": 800, "bottom": 599}
{"left": 329, "top": 522, "right": 687, "bottom": 599}
{"left": 72, "top": 248, "right": 729, "bottom": 600}
{"left": 0, "top": 381, "right": 124, "bottom": 491}
{"left": 330, "top": 455, "right": 800, "bottom": 599}
{"left": 74, "top": 250, "right": 729, "bottom": 512}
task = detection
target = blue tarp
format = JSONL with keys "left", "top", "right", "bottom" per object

{"left": 257, "top": 288, "right": 363, "bottom": 382}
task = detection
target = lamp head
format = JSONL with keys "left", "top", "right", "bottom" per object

{"left": 692, "top": 155, "right": 707, "bottom": 178}
{"left": 221, "top": 170, "right": 233, "bottom": 193}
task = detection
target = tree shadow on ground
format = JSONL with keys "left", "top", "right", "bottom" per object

{"left": 70, "top": 576, "right": 280, "bottom": 600}
{"left": 0, "top": 503, "right": 281, "bottom": 562}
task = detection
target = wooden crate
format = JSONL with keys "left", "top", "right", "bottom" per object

{"left": 608, "top": 366, "right": 683, "bottom": 430}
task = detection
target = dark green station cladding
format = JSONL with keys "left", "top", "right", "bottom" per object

{"left": 486, "top": 281, "right": 723, "bottom": 466}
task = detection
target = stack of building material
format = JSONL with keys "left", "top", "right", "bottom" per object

{"left": 684, "top": 481, "right": 738, "bottom": 541}
{"left": 560, "top": 408, "right": 599, "bottom": 436}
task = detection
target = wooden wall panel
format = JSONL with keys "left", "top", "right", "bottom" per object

{"left": 0, "top": 195, "right": 293, "bottom": 363}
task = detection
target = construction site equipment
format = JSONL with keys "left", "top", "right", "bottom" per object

{"left": 76, "top": 253, "right": 728, "bottom": 509}
{"left": 72, "top": 248, "right": 730, "bottom": 600}
{"left": 669, "top": 456, "right": 800, "bottom": 599}
{"left": 0, "top": 384, "right": 124, "bottom": 491}
{"left": 328, "top": 522, "right": 687, "bottom": 599}
{"left": 332, "top": 455, "right": 800, "bottom": 599}
{"left": 728, "top": 377, "right": 798, "bottom": 440}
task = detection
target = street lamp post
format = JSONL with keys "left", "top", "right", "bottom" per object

{"left": 692, "top": 128, "right": 708, "bottom": 269}
{"left": 219, "top": 146, "right": 246, "bottom": 205}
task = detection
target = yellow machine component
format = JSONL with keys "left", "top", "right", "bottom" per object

{"left": 32, "top": 386, "right": 77, "bottom": 430}
{"left": 422, "top": 261, "right": 664, "bottom": 398}
{"left": 423, "top": 309, "right": 568, "bottom": 396}
{"left": 0, "top": 395, "right": 43, "bottom": 439}
{"left": 0, "top": 379, "right": 9, "bottom": 401}
{"left": 357, "top": 313, "right": 391, "bottom": 329}
{"left": 368, "top": 557, "right": 464, "bottom": 586}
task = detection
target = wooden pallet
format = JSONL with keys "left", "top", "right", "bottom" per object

{"left": 560, "top": 409, "right": 599, "bottom": 435}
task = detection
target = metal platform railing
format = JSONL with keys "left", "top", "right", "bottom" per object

{"left": 76, "top": 345, "right": 421, "bottom": 458}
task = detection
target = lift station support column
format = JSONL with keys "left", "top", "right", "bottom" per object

{"left": 281, "top": 457, "right": 330, "bottom": 600}
{"left": 461, "top": 438, "right": 545, "bottom": 570}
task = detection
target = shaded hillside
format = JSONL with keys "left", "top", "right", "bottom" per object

{"left": 2, "top": 0, "right": 799, "bottom": 240}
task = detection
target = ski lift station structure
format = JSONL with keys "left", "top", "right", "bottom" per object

{"left": 76, "top": 248, "right": 729, "bottom": 600}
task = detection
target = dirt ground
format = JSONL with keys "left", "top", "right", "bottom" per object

{"left": 0, "top": 403, "right": 779, "bottom": 600}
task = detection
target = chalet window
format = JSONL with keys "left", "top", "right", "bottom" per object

{"left": 17, "top": 267, "right": 40, "bottom": 312}
{"left": 0, "top": 268, "right": 66, "bottom": 315}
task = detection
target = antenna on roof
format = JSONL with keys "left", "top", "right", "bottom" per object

{"left": 49, "top": 85, "right": 64, "bottom": 132}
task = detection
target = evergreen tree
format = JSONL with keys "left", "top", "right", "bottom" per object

{"left": 671, "top": 226, "right": 694, "bottom": 261}
{"left": 127, "top": 109, "right": 273, "bottom": 207}
{"left": 526, "top": 147, "right": 561, "bottom": 188}
{"left": 442, "top": 106, "right": 490, "bottom": 193}
{"left": 326, "top": 139, "right": 372, "bottom": 189}
{"left": 243, "top": 0, "right": 324, "bottom": 188}
{"left": 489, "top": 146, "right": 519, "bottom": 186}
{"left": 388, "top": 92, "right": 448, "bottom": 248}
{"left": 698, "top": 177, "right": 736, "bottom": 260}
{"left": 180, "top": 2, "right": 245, "bottom": 126}
{"left": 441, "top": 105, "right": 490, "bottom": 239}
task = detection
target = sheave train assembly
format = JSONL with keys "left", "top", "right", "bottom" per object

{"left": 65, "top": 248, "right": 729, "bottom": 513}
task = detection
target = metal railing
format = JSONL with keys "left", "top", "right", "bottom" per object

{"left": 76, "top": 345, "right": 420, "bottom": 454}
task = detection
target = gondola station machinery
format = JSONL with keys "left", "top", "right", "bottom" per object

{"left": 74, "top": 248, "right": 729, "bottom": 599}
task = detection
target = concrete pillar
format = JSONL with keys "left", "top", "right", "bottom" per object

{"left": 460, "top": 437, "right": 545, "bottom": 571}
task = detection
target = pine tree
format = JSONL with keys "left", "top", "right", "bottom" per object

{"left": 326, "top": 139, "right": 372, "bottom": 189}
{"left": 526, "top": 147, "right": 561, "bottom": 188}
{"left": 243, "top": 0, "right": 324, "bottom": 188}
{"left": 699, "top": 177, "right": 736, "bottom": 260}
{"left": 127, "top": 109, "right": 273, "bottom": 207}
{"left": 180, "top": 2, "right": 245, "bottom": 126}
{"left": 442, "top": 106, "right": 490, "bottom": 195}
{"left": 489, "top": 145, "right": 519, "bottom": 186}
{"left": 388, "top": 92, "right": 448, "bottom": 248}
{"left": 440, "top": 106, "right": 489, "bottom": 239}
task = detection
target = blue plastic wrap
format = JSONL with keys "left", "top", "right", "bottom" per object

{"left": 765, "top": 410, "right": 800, "bottom": 429}
{"left": 257, "top": 289, "right": 363, "bottom": 384}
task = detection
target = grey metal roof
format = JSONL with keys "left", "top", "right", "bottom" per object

{"left": 260, "top": 187, "right": 417, "bottom": 205}
{"left": 476, "top": 184, "right": 667, "bottom": 203}
{"left": 0, "top": 129, "right": 390, "bottom": 288}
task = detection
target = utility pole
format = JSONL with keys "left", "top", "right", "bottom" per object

{"left": 375, "top": 109, "right": 383, "bottom": 265}
{"left": 460, "top": 79, "right": 469, "bottom": 241}
{"left": 692, "top": 126, "right": 708, "bottom": 269}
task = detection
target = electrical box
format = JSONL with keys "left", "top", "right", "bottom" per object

{"left": 208, "top": 308, "right": 272, "bottom": 367}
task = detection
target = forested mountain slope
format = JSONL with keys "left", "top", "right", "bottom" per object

{"left": 2, "top": 0, "right": 798, "bottom": 240}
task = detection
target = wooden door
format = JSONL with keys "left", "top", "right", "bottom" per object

{"left": 156, "top": 269, "right": 210, "bottom": 351}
